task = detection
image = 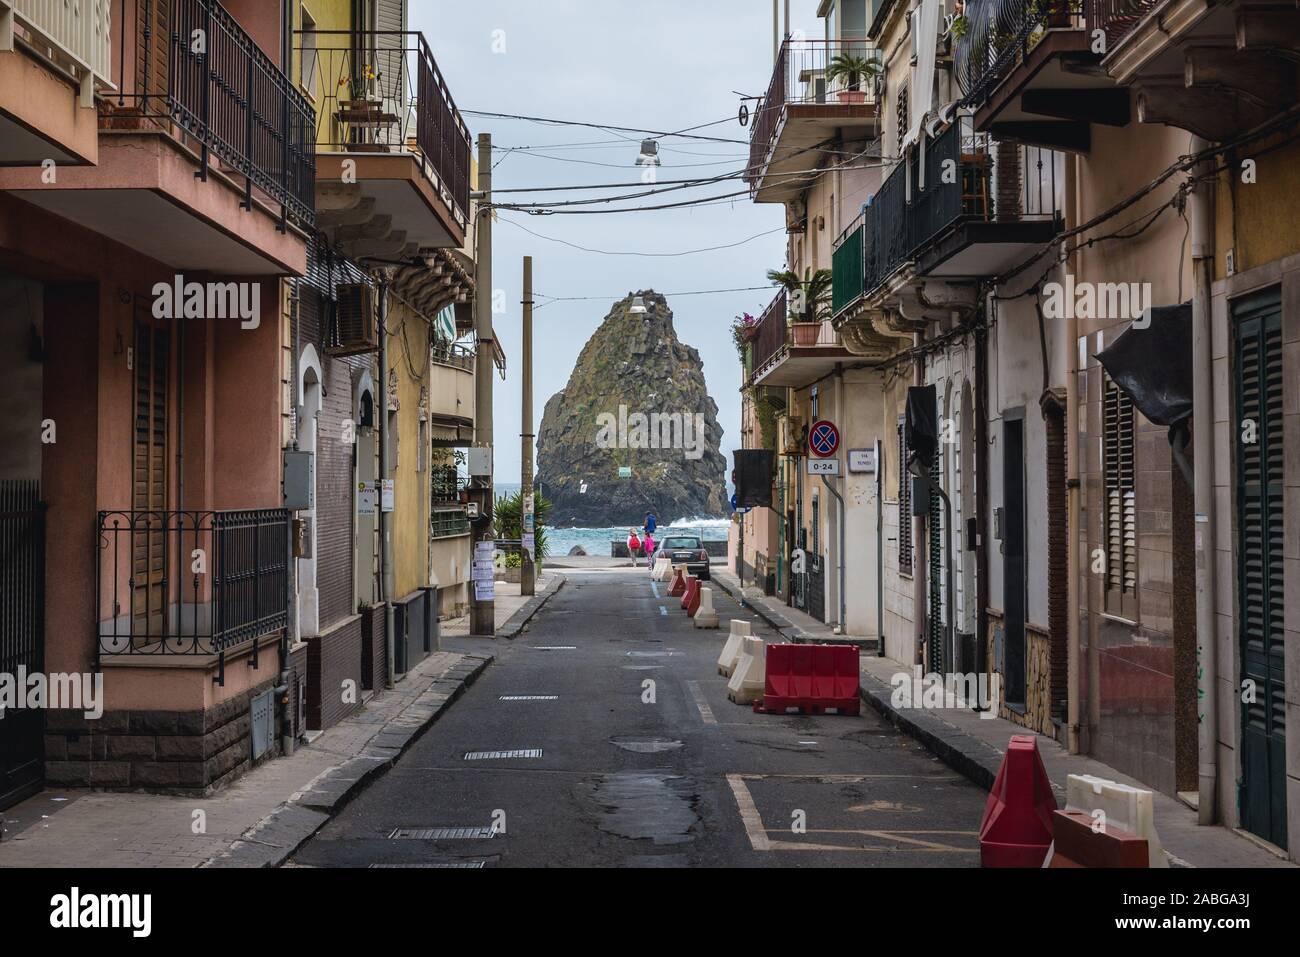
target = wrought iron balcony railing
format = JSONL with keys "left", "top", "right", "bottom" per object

{"left": 431, "top": 465, "right": 469, "bottom": 505}
{"left": 114, "top": 0, "right": 316, "bottom": 229}
{"left": 296, "top": 30, "right": 472, "bottom": 228}
{"left": 431, "top": 340, "right": 475, "bottom": 372}
{"left": 833, "top": 119, "right": 1062, "bottom": 311}
{"left": 955, "top": 0, "right": 1156, "bottom": 107}
{"left": 749, "top": 289, "right": 788, "bottom": 372}
{"left": 748, "top": 38, "right": 882, "bottom": 190}
{"left": 96, "top": 509, "right": 289, "bottom": 682}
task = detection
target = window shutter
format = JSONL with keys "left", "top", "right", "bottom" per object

{"left": 1234, "top": 290, "right": 1287, "bottom": 847}
{"left": 1103, "top": 374, "right": 1136, "bottom": 615}
{"left": 898, "top": 420, "right": 913, "bottom": 575}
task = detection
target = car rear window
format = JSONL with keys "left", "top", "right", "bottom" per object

{"left": 663, "top": 537, "right": 701, "bottom": 549}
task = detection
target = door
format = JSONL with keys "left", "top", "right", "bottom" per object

{"left": 132, "top": 319, "right": 169, "bottom": 640}
{"left": 355, "top": 390, "right": 377, "bottom": 609}
{"left": 1002, "top": 413, "right": 1026, "bottom": 706}
{"left": 0, "top": 480, "right": 44, "bottom": 808}
{"left": 1234, "top": 289, "right": 1287, "bottom": 849}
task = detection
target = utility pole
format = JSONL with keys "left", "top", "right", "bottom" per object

{"left": 470, "top": 132, "right": 495, "bottom": 637}
{"left": 520, "top": 256, "right": 536, "bottom": 596}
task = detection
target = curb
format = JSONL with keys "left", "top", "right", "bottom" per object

{"left": 498, "top": 572, "right": 566, "bottom": 639}
{"left": 206, "top": 652, "right": 494, "bottom": 868}
{"left": 857, "top": 672, "right": 1001, "bottom": 791}
{"left": 711, "top": 574, "right": 800, "bottom": 641}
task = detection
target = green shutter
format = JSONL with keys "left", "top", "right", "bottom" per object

{"left": 1234, "top": 288, "right": 1287, "bottom": 850}
{"left": 898, "top": 420, "right": 913, "bottom": 576}
{"left": 928, "top": 444, "right": 944, "bottom": 672}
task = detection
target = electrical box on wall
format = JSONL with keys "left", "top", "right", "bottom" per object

{"left": 283, "top": 450, "right": 315, "bottom": 510}
{"left": 467, "top": 447, "right": 492, "bottom": 477}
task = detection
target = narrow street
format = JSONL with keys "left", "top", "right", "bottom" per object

{"left": 291, "top": 570, "right": 984, "bottom": 868}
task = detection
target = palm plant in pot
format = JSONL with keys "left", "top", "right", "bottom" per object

{"left": 825, "top": 52, "right": 880, "bottom": 104}
{"left": 767, "top": 267, "right": 832, "bottom": 346}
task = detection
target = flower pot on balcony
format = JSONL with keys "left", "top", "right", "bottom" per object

{"left": 790, "top": 322, "right": 821, "bottom": 346}
{"left": 835, "top": 90, "right": 867, "bottom": 104}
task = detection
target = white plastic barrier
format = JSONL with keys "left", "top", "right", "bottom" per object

{"left": 717, "top": 619, "right": 752, "bottom": 676}
{"left": 651, "top": 557, "right": 673, "bottom": 581}
{"left": 693, "top": 586, "right": 720, "bottom": 628}
{"left": 726, "top": 636, "right": 765, "bottom": 704}
{"left": 1064, "top": 773, "right": 1168, "bottom": 868}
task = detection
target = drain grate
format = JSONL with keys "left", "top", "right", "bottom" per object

{"left": 389, "top": 826, "right": 495, "bottom": 840}
{"left": 370, "top": 861, "right": 488, "bottom": 868}
{"left": 463, "top": 748, "right": 543, "bottom": 760}
{"left": 499, "top": 695, "right": 559, "bottom": 701}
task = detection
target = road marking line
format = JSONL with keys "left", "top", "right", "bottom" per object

{"left": 686, "top": 680, "right": 717, "bottom": 725}
{"left": 659, "top": 605, "right": 667, "bottom": 616}
{"left": 651, "top": 580, "right": 660, "bottom": 598}
{"left": 725, "top": 774, "right": 771, "bottom": 851}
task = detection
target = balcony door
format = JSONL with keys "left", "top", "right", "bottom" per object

{"left": 132, "top": 317, "right": 170, "bottom": 640}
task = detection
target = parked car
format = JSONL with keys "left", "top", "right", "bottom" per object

{"left": 656, "top": 534, "right": 710, "bottom": 580}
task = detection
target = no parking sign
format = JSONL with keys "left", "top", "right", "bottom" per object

{"left": 808, "top": 420, "right": 840, "bottom": 458}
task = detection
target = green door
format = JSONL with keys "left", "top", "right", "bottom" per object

{"left": 1234, "top": 289, "right": 1287, "bottom": 849}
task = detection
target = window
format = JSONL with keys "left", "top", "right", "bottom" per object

{"left": 1103, "top": 373, "right": 1136, "bottom": 617}
{"left": 811, "top": 494, "right": 821, "bottom": 556}
{"left": 898, "top": 418, "right": 913, "bottom": 575}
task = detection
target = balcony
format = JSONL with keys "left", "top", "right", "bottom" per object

{"left": 0, "top": 0, "right": 113, "bottom": 165}
{"left": 1098, "top": 0, "right": 1300, "bottom": 141}
{"left": 96, "top": 509, "right": 289, "bottom": 684}
{"left": 300, "top": 29, "right": 471, "bottom": 258}
{"left": 428, "top": 339, "right": 476, "bottom": 440}
{"left": 0, "top": 0, "right": 313, "bottom": 274}
{"left": 955, "top": 0, "right": 1128, "bottom": 151}
{"left": 833, "top": 119, "right": 1062, "bottom": 314}
{"left": 747, "top": 289, "right": 853, "bottom": 389}
{"left": 748, "top": 39, "right": 882, "bottom": 203}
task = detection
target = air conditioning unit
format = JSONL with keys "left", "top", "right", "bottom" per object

{"left": 326, "top": 283, "right": 379, "bottom": 356}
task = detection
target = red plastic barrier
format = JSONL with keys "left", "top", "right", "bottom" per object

{"left": 978, "top": 734, "right": 1057, "bottom": 867}
{"left": 1047, "top": 811, "right": 1148, "bottom": 868}
{"left": 668, "top": 568, "right": 686, "bottom": 597}
{"left": 681, "top": 576, "right": 699, "bottom": 612}
{"left": 754, "top": 643, "right": 860, "bottom": 715}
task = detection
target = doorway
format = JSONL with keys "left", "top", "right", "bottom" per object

{"left": 354, "top": 387, "right": 377, "bottom": 609}
{"left": 1002, "top": 411, "right": 1027, "bottom": 707}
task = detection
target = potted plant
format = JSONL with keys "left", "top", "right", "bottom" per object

{"left": 767, "top": 268, "right": 832, "bottom": 346}
{"left": 730, "top": 312, "right": 758, "bottom": 360}
{"left": 826, "top": 52, "right": 880, "bottom": 104}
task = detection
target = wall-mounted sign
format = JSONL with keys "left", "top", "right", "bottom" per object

{"left": 357, "top": 481, "right": 377, "bottom": 516}
{"left": 808, "top": 420, "right": 840, "bottom": 458}
{"left": 847, "top": 448, "right": 876, "bottom": 474}
{"left": 618, "top": 466, "right": 632, "bottom": 478}
{"left": 381, "top": 479, "right": 395, "bottom": 512}
{"left": 807, "top": 457, "right": 840, "bottom": 476}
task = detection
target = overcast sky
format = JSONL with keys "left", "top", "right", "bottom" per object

{"left": 414, "top": 0, "right": 823, "bottom": 484}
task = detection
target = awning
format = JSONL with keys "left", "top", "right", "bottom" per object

{"left": 434, "top": 304, "right": 457, "bottom": 344}
{"left": 1096, "top": 303, "right": 1193, "bottom": 429}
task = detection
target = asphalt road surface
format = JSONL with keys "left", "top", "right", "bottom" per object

{"left": 291, "top": 568, "right": 986, "bottom": 868}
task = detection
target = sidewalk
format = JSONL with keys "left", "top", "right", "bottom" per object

{"left": 440, "top": 568, "right": 565, "bottom": 640}
{"left": 0, "top": 649, "right": 491, "bottom": 868}
{"left": 713, "top": 569, "right": 1294, "bottom": 869}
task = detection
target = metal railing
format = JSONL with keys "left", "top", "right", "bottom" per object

{"left": 749, "top": 38, "right": 882, "bottom": 189}
{"left": 834, "top": 119, "right": 1061, "bottom": 306}
{"left": 296, "top": 30, "right": 471, "bottom": 227}
{"left": 431, "top": 465, "right": 469, "bottom": 505}
{"left": 8, "top": 0, "right": 114, "bottom": 89}
{"left": 96, "top": 509, "right": 289, "bottom": 678}
{"left": 749, "top": 289, "right": 789, "bottom": 371}
{"left": 832, "top": 210, "right": 866, "bottom": 315}
{"left": 955, "top": 0, "right": 1156, "bottom": 107}
{"left": 431, "top": 340, "right": 475, "bottom": 372}
{"left": 118, "top": 0, "right": 316, "bottom": 228}
{"left": 430, "top": 508, "right": 471, "bottom": 539}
